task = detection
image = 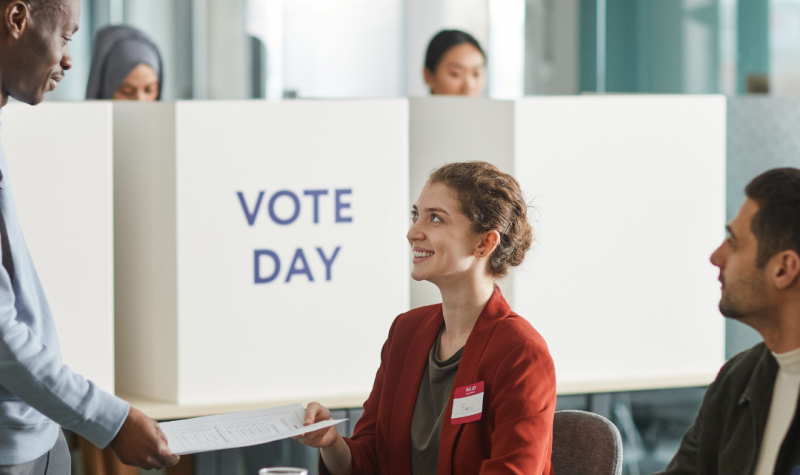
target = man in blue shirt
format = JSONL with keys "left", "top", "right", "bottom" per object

{"left": 0, "top": 0, "right": 179, "bottom": 472}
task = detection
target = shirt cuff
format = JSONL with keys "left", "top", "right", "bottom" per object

{"left": 64, "top": 384, "right": 130, "bottom": 448}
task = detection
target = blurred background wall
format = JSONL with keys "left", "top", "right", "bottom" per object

{"left": 50, "top": 0, "right": 800, "bottom": 103}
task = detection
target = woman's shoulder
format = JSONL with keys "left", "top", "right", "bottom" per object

{"left": 394, "top": 303, "right": 441, "bottom": 326}
{"left": 387, "top": 304, "right": 442, "bottom": 354}
{"left": 384, "top": 304, "right": 442, "bottom": 340}
{"left": 489, "top": 312, "right": 552, "bottom": 359}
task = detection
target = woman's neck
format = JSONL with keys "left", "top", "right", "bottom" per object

{"left": 438, "top": 275, "right": 496, "bottom": 339}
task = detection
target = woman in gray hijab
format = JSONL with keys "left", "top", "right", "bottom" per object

{"left": 86, "top": 25, "right": 163, "bottom": 101}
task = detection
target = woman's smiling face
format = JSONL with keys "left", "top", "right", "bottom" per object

{"left": 407, "top": 182, "right": 484, "bottom": 284}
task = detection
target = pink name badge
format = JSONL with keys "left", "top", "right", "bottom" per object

{"left": 451, "top": 381, "right": 484, "bottom": 424}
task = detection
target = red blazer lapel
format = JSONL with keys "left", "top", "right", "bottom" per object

{"left": 389, "top": 304, "right": 444, "bottom": 475}
{"left": 437, "top": 288, "right": 512, "bottom": 474}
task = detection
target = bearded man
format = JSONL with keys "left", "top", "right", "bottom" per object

{"left": 660, "top": 167, "right": 800, "bottom": 475}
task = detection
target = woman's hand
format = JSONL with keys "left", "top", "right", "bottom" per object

{"left": 297, "top": 402, "right": 340, "bottom": 448}
{"left": 296, "top": 402, "right": 354, "bottom": 475}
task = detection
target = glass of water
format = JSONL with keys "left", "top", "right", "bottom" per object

{"left": 258, "top": 468, "right": 308, "bottom": 475}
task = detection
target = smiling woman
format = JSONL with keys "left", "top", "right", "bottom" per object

{"left": 422, "top": 161, "right": 533, "bottom": 278}
{"left": 298, "top": 161, "right": 556, "bottom": 475}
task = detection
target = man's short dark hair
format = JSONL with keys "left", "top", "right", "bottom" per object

{"left": 0, "top": 0, "right": 56, "bottom": 18}
{"left": 745, "top": 167, "right": 800, "bottom": 267}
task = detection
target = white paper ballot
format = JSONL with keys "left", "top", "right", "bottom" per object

{"left": 159, "top": 403, "right": 347, "bottom": 455}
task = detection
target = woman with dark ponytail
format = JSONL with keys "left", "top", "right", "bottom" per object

{"left": 299, "top": 162, "right": 556, "bottom": 475}
{"left": 423, "top": 30, "right": 487, "bottom": 96}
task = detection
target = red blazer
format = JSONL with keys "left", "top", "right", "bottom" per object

{"left": 327, "top": 289, "right": 556, "bottom": 475}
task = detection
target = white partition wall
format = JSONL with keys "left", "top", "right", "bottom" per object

{"left": 513, "top": 96, "right": 726, "bottom": 393}
{"left": 114, "top": 101, "right": 409, "bottom": 405}
{"left": 411, "top": 96, "right": 726, "bottom": 393}
{"left": 1, "top": 102, "right": 115, "bottom": 394}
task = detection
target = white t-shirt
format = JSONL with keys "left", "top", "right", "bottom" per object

{"left": 754, "top": 347, "right": 800, "bottom": 475}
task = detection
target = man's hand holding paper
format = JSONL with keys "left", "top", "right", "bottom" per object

{"left": 159, "top": 404, "right": 346, "bottom": 455}
{"left": 110, "top": 407, "right": 180, "bottom": 469}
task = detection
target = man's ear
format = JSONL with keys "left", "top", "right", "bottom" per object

{"left": 772, "top": 250, "right": 800, "bottom": 290}
{"left": 4, "top": 1, "right": 29, "bottom": 40}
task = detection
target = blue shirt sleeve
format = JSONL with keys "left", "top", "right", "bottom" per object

{"left": 0, "top": 255, "right": 130, "bottom": 448}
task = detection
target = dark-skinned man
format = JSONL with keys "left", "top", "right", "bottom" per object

{"left": 659, "top": 167, "right": 800, "bottom": 475}
{"left": 0, "top": 0, "right": 179, "bottom": 472}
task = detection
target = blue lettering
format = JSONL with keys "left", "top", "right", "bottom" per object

{"left": 316, "top": 247, "right": 341, "bottom": 281}
{"left": 269, "top": 190, "right": 301, "bottom": 225}
{"left": 335, "top": 189, "right": 353, "bottom": 223}
{"left": 286, "top": 248, "right": 314, "bottom": 282}
{"left": 254, "top": 250, "right": 280, "bottom": 283}
{"left": 303, "top": 189, "right": 329, "bottom": 224}
{"left": 238, "top": 191, "right": 265, "bottom": 226}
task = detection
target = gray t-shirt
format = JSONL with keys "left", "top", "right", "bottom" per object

{"left": 410, "top": 329, "right": 464, "bottom": 475}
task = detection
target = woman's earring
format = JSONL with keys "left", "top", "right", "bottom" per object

{"left": 480, "top": 252, "right": 484, "bottom": 255}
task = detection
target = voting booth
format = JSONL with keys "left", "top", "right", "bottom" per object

{"left": 411, "top": 96, "right": 727, "bottom": 394}
{"left": 114, "top": 100, "right": 409, "bottom": 405}
{"left": 1, "top": 102, "right": 116, "bottom": 394}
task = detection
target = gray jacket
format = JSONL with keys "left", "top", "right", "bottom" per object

{"left": 660, "top": 343, "right": 800, "bottom": 475}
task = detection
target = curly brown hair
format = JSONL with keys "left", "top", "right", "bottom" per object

{"left": 429, "top": 161, "right": 533, "bottom": 277}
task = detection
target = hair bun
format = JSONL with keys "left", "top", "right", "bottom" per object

{"left": 429, "top": 161, "right": 533, "bottom": 277}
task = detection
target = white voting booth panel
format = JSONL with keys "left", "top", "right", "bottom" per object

{"left": 514, "top": 96, "right": 726, "bottom": 393}
{"left": 114, "top": 100, "right": 409, "bottom": 405}
{"left": 1, "top": 102, "right": 115, "bottom": 394}
{"left": 411, "top": 96, "right": 726, "bottom": 393}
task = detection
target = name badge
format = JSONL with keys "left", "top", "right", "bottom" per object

{"left": 451, "top": 381, "right": 484, "bottom": 424}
